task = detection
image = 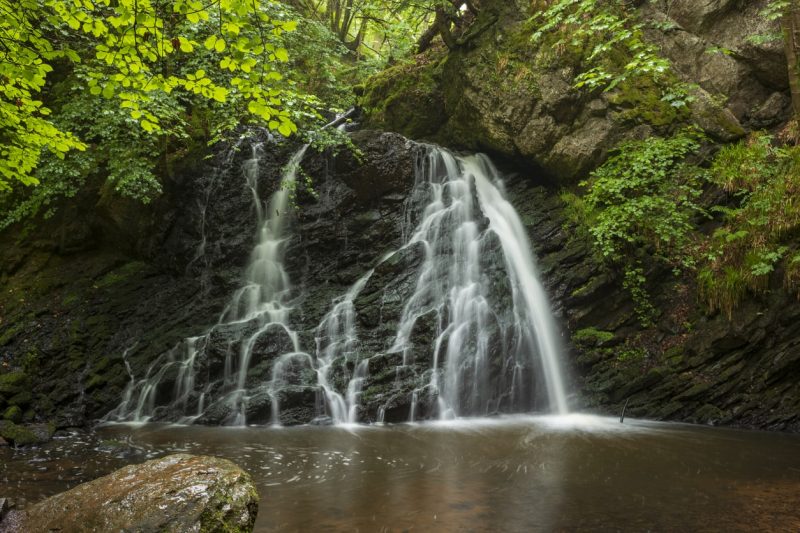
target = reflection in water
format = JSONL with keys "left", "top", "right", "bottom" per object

{"left": 2, "top": 416, "right": 800, "bottom": 531}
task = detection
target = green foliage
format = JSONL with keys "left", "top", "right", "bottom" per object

{"left": 559, "top": 190, "right": 595, "bottom": 243}
{"left": 0, "top": 84, "right": 178, "bottom": 229}
{"left": 529, "top": 0, "right": 671, "bottom": 93}
{"left": 762, "top": 0, "right": 791, "bottom": 21}
{"left": 748, "top": 0, "right": 788, "bottom": 44}
{"left": 292, "top": 0, "right": 439, "bottom": 59}
{"left": 699, "top": 132, "right": 800, "bottom": 316}
{"left": 582, "top": 129, "right": 706, "bottom": 266}
{"left": 577, "top": 129, "right": 707, "bottom": 325}
{"left": 616, "top": 343, "right": 647, "bottom": 364}
{"left": 0, "top": 0, "right": 300, "bottom": 194}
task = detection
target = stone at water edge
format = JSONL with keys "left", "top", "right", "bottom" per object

{"left": 1, "top": 454, "right": 258, "bottom": 532}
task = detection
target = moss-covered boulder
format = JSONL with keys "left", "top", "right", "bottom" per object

{"left": 0, "top": 372, "right": 27, "bottom": 404}
{"left": 2, "top": 406, "right": 21, "bottom": 424}
{"left": 4, "top": 454, "right": 258, "bottom": 532}
{"left": 0, "top": 421, "right": 53, "bottom": 447}
{"left": 360, "top": 56, "right": 447, "bottom": 141}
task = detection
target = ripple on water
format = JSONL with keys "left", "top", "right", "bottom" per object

{"left": 2, "top": 419, "right": 800, "bottom": 532}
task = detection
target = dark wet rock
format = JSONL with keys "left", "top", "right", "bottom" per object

{"left": 0, "top": 454, "right": 258, "bottom": 533}
{"left": 274, "top": 386, "right": 319, "bottom": 426}
{"left": 242, "top": 390, "right": 274, "bottom": 425}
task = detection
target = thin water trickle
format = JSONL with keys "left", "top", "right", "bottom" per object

{"left": 315, "top": 270, "right": 374, "bottom": 424}
{"left": 106, "top": 142, "right": 309, "bottom": 426}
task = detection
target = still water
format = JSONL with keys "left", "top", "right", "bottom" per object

{"left": 2, "top": 415, "right": 799, "bottom": 531}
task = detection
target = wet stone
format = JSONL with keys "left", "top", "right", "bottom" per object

{"left": 6, "top": 454, "right": 258, "bottom": 533}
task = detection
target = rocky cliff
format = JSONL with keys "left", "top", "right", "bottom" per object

{"left": 361, "top": 0, "right": 786, "bottom": 182}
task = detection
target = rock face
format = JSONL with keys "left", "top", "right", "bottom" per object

{"left": 1, "top": 122, "right": 800, "bottom": 430}
{"left": 1, "top": 115, "right": 800, "bottom": 431}
{"left": 361, "top": 0, "right": 785, "bottom": 183}
{"left": 0, "top": 142, "right": 292, "bottom": 427}
{"left": 502, "top": 180, "right": 800, "bottom": 432}
{"left": 0, "top": 454, "right": 258, "bottom": 532}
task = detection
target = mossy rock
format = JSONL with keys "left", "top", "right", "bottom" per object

{"left": 0, "top": 371, "right": 27, "bottom": 395}
{"left": 3, "top": 405, "right": 22, "bottom": 423}
{"left": 573, "top": 327, "right": 615, "bottom": 348}
{"left": 0, "top": 421, "right": 39, "bottom": 446}
{"left": 93, "top": 261, "right": 148, "bottom": 289}
{"left": 361, "top": 56, "right": 447, "bottom": 140}
{"left": 15, "top": 454, "right": 258, "bottom": 532}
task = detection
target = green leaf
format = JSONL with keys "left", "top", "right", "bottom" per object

{"left": 278, "top": 122, "right": 292, "bottom": 136}
{"left": 211, "top": 86, "right": 227, "bottom": 102}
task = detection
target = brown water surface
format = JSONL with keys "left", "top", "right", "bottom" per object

{"left": 2, "top": 415, "right": 799, "bottom": 531}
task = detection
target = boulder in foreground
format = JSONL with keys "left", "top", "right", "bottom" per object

{"left": 0, "top": 454, "right": 258, "bottom": 532}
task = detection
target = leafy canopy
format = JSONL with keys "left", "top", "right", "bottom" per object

{"left": 0, "top": 0, "right": 298, "bottom": 192}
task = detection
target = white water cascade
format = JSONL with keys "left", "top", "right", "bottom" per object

{"left": 314, "top": 270, "right": 375, "bottom": 424}
{"left": 106, "top": 142, "right": 308, "bottom": 425}
{"left": 106, "top": 136, "right": 569, "bottom": 425}
{"left": 221, "top": 144, "right": 307, "bottom": 425}
{"left": 386, "top": 146, "right": 569, "bottom": 418}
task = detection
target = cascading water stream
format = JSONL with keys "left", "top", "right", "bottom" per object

{"left": 314, "top": 270, "right": 374, "bottom": 424}
{"left": 383, "top": 146, "right": 569, "bottom": 418}
{"left": 106, "top": 130, "right": 569, "bottom": 426}
{"left": 467, "top": 155, "right": 568, "bottom": 414}
{"left": 106, "top": 141, "right": 308, "bottom": 425}
{"left": 222, "top": 144, "right": 307, "bottom": 425}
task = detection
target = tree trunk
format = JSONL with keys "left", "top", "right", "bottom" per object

{"left": 782, "top": 1, "right": 800, "bottom": 120}
{"left": 416, "top": 1, "right": 467, "bottom": 53}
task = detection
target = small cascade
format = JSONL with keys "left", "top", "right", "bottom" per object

{"left": 102, "top": 346, "right": 137, "bottom": 422}
{"left": 221, "top": 144, "right": 307, "bottom": 425}
{"left": 314, "top": 271, "right": 374, "bottom": 424}
{"left": 108, "top": 141, "right": 309, "bottom": 425}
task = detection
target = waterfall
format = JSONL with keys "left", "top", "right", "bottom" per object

{"left": 222, "top": 144, "right": 306, "bottom": 425}
{"left": 314, "top": 270, "right": 374, "bottom": 424}
{"left": 106, "top": 135, "right": 569, "bottom": 426}
{"left": 468, "top": 156, "right": 568, "bottom": 414}
{"left": 380, "top": 146, "right": 569, "bottom": 418}
{"left": 106, "top": 142, "right": 308, "bottom": 425}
